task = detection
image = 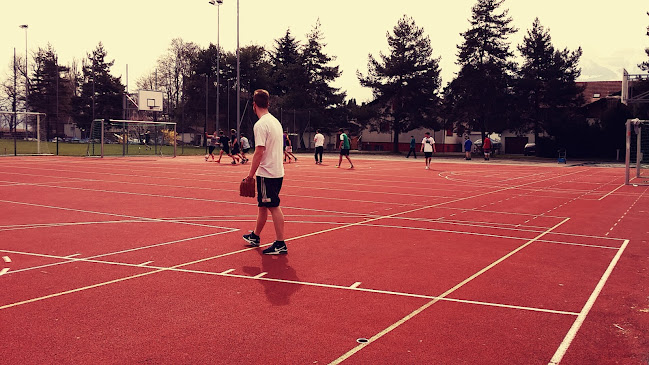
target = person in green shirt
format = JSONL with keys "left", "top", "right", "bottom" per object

{"left": 336, "top": 128, "right": 354, "bottom": 168}
{"left": 406, "top": 135, "right": 417, "bottom": 158}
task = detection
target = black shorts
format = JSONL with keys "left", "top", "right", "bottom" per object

{"left": 232, "top": 145, "right": 241, "bottom": 154}
{"left": 208, "top": 145, "right": 216, "bottom": 154}
{"left": 257, "top": 176, "right": 283, "bottom": 208}
{"left": 340, "top": 148, "right": 350, "bottom": 156}
{"left": 243, "top": 148, "right": 250, "bottom": 153}
{"left": 424, "top": 152, "right": 433, "bottom": 158}
{"left": 221, "top": 145, "right": 230, "bottom": 154}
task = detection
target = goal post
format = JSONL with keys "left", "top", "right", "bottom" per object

{"left": 86, "top": 119, "right": 177, "bottom": 158}
{"left": 625, "top": 119, "right": 649, "bottom": 185}
{"left": 0, "top": 111, "right": 49, "bottom": 156}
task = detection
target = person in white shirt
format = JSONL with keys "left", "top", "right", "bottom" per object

{"left": 420, "top": 131, "right": 436, "bottom": 170}
{"left": 240, "top": 133, "right": 250, "bottom": 163}
{"left": 242, "top": 89, "right": 287, "bottom": 255}
{"left": 313, "top": 129, "right": 325, "bottom": 164}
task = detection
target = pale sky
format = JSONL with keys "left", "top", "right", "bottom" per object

{"left": 1, "top": 0, "right": 647, "bottom": 103}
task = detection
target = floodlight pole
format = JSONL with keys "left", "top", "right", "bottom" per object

{"left": 19, "top": 25, "right": 28, "bottom": 112}
{"left": 217, "top": 1, "right": 221, "bottom": 134}
{"left": 236, "top": 0, "right": 240, "bottom": 140}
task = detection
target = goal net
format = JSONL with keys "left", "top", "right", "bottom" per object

{"left": 625, "top": 119, "right": 649, "bottom": 185}
{"left": 86, "top": 119, "right": 177, "bottom": 158}
{"left": 0, "top": 111, "right": 50, "bottom": 156}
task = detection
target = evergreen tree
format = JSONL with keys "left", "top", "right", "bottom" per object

{"left": 302, "top": 20, "right": 345, "bottom": 110}
{"left": 358, "top": 15, "right": 442, "bottom": 153}
{"left": 515, "top": 18, "right": 583, "bottom": 146}
{"left": 72, "top": 43, "right": 125, "bottom": 135}
{"left": 270, "top": 29, "right": 309, "bottom": 109}
{"left": 29, "top": 44, "right": 73, "bottom": 139}
{"left": 640, "top": 12, "right": 649, "bottom": 71}
{"left": 447, "top": 0, "right": 517, "bottom": 140}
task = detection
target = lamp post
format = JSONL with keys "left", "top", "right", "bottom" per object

{"left": 208, "top": 0, "right": 223, "bottom": 134}
{"left": 236, "top": 0, "right": 240, "bottom": 140}
{"left": 19, "top": 25, "right": 28, "bottom": 111}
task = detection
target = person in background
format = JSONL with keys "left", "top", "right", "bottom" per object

{"left": 464, "top": 136, "right": 473, "bottom": 160}
{"left": 240, "top": 133, "right": 250, "bottom": 164}
{"left": 420, "top": 131, "right": 436, "bottom": 170}
{"left": 336, "top": 128, "right": 354, "bottom": 168}
{"left": 205, "top": 130, "right": 218, "bottom": 161}
{"left": 314, "top": 129, "right": 325, "bottom": 164}
{"left": 406, "top": 135, "right": 417, "bottom": 158}
{"left": 483, "top": 136, "right": 492, "bottom": 161}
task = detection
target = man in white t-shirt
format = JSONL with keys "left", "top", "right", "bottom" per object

{"left": 242, "top": 89, "right": 287, "bottom": 255}
{"left": 239, "top": 133, "right": 250, "bottom": 163}
{"left": 313, "top": 129, "right": 325, "bottom": 164}
{"left": 420, "top": 131, "right": 436, "bottom": 170}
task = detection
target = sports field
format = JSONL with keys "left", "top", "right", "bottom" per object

{"left": 0, "top": 154, "right": 647, "bottom": 364}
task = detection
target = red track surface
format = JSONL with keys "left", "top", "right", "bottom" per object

{"left": 1, "top": 155, "right": 647, "bottom": 364}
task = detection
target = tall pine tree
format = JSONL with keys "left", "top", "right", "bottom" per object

{"left": 640, "top": 12, "right": 649, "bottom": 71}
{"left": 358, "top": 15, "right": 442, "bottom": 153}
{"left": 29, "top": 44, "right": 73, "bottom": 140}
{"left": 270, "top": 29, "right": 309, "bottom": 109}
{"left": 447, "top": 0, "right": 517, "bottom": 140}
{"left": 72, "top": 43, "right": 125, "bottom": 134}
{"left": 516, "top": 18, "right": 583, "bottom": 146}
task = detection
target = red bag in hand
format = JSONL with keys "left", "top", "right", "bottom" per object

{"left": 240, "top": 177, "right": 256, "bottom": 198}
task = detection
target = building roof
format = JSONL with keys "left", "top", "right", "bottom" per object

{"left": 576, "top": 81, "right": 621, "bottom": 105}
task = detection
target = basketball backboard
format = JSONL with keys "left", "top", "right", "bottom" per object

{"left": 137, "top": 90, "right": 163, "bottom": 112}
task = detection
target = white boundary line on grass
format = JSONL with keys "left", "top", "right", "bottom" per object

{"left": 328, "top": 217, "right": 571, "bottom": 365}
{"left": 548, "top": 239, "right": 630, "bottom": 365}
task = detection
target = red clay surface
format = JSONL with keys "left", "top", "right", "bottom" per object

{"left": 1, "top": 155, "right": 647, "bottom": 364}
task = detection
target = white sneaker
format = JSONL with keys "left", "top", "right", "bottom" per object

{"left": 425, "top": 166, "right": 429, "bottom": 170}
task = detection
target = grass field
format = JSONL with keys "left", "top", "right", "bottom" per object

{"left": 0, "top": 139, "right": 209, "bottom": 157}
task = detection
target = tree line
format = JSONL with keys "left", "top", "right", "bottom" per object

{"left": 2, "top": 0, "right": 648, "bottom": 157}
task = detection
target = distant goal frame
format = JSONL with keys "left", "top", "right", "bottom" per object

{"left": 0, "top": 110, "right": 49, "bottom": 155}
{"left": 89, "top": 119, "right": 177, "bottom": 158}
{"left": 625, "top": 119, "right": 649, "bottom": 185}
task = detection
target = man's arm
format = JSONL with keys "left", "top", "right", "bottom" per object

{"left": 246, "top": 146, "right": 265, "bottom": 179}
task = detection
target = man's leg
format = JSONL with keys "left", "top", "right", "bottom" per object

{"left": 268, "top": 206, "right": 285, "bottom": 241}
{"left": 337, "top": 154, "right": 343, "bottom": 167}
{"left": 254, "top": 207, "right": 268, "bottom": 236}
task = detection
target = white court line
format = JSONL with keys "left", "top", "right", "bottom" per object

{"left": 0, "top": 199, "right": 239, "bottom": 230}
{"left": 2, "top": 256, "right": 10, "bottom": 263}
{"left": 253, "top": 272, "right": 267, "bottom": 279}
{"left": 350, "top": 282, "right": 362, "bottom": 288}
{"left": 328, "top": 217, "right": 571, "bottom": 364}
{"left": 548, "top": 239, "right": 630, "bottom": 365}
{"left": 4, "top": 230, "right": 237, "bottom": 276}
{"left": 0, "top": 247, "right": 579, "bottom": 317}
{"left": 0, "top": 268, "right": 9, "bottom": 276}
{"left": 597, "top": 184, "right": 625, "bottom": 201}
{"left": 358, "top": 223, "right": 620, "bottom": 250}
{"left": 65, "top": 254, "right": 80, "bottom": 258}
{"left": 0, "top": 219, "right": 153, "bottom": 232}
{"left": 138, "top": 261, "right": 154, "bottom": 266}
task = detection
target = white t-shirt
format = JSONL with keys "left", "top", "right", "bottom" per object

{"left": 422, "top": 136, "right": 435, "bottom": 152}
{"left": 253, "top": 113, "right": 285, "bottom": 178}
{"left": 240, "top": 136, "right": 250, "bottom": 149}
{"left": 314, "top": 133, "right": 325, "bottom": 147}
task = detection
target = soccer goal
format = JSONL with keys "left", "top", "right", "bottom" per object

{"left": 0, "top": 111, "right": 50, "bottom": 156}
{"left": 625, "top": 119, "right": 649, "bottom": 185}
{"left": 86, "top": 119, "right": 177, "bottom": 158}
